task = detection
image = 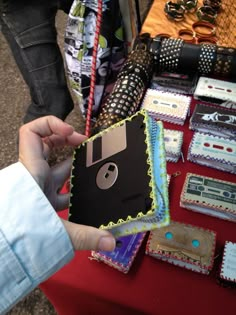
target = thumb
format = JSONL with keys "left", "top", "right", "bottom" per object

{"left": 61, "top": 219, "right": 116, "bottom": 251}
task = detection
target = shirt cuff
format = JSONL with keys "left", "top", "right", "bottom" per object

{"left": 0, "top": 162, "right": 74, "bottom": 313}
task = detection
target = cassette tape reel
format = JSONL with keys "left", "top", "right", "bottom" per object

{"left": 69, "top": 112, "right": 154, "bottom": 229}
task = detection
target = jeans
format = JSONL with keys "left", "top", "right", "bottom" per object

{"left": 0, "top": 0, "right": 74, "bottom": 123}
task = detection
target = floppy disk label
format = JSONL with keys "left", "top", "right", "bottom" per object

{"left": 86, "top": 124, "right": 127, "bottom": 167}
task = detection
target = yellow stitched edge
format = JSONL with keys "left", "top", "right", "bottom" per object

{"left": 68, "top": 109, "right": 156, "bottom": 228}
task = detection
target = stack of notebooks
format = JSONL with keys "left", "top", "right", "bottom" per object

{"left": 68, "top": 110, "right": 169, "bottom": 237}
{"left": 145, "top": 221, "right": 216, "bottom": 275}
{"left": 190, "top": 103, "right": 236, "bottom": 139}
{"left": 180, "top": 173, "right": 236, "bottom": 223}
{"left": 141, "top": 89, "right": 191, "bottom": 125}
{"left": 187, "top": 132, "right": 236, "bottom": 174}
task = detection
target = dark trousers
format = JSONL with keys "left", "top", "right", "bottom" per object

{"left": 0, "top": 0, "right": 74, "bottom": 123}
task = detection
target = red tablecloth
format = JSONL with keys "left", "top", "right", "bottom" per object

{"left": 40, "top": 97, "right": 236, "bottom": 315}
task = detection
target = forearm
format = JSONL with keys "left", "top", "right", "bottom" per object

{"left": 0, "top": 162, "right": 74, "bottom": 314}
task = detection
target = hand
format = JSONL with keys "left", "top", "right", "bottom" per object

{"left": 19, "top": 116, "right": 116, "bottom": 252}
{"left": 19, "top": 115, "right": 86, "bottom": 210}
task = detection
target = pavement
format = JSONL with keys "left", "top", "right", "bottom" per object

{"left": 0, "top": 2, "right": 152, "bottom": 314}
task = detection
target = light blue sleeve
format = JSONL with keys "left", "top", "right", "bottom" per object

{"left": 0, "top": 162, "right": 74, "bottom": 314}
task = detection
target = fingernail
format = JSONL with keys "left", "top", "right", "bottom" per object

{"left": 98, "top": 236, "right": 116, "bottom": 251}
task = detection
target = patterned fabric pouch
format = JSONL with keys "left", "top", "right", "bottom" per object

{"left": 64, "top": 0, "right": 131, "bottom": 135}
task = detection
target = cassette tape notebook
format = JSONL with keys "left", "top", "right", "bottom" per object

{"left": 91, "top": 232, "right": 146, "bottom": 273}
{"left": 141, "top": 89, "right": 191, "bottom": 125}
{"left": 187, "top": 132, "right": 236, "bottom": 174}
{"left": 145, "top": 221, "right": 216, "bottom": 275}
{"left": 219, "top": 241, "right": 236, "bottom": 286}
{"left": 190, "top": 103, "right": 236, "bottom": 139}
{"left": 164, "top": 129, "right": 183, "bottom": 162}
{"left": 69, "top": 110, "right": 169, "bottom": 237}
{"left": 194, "top": 77, "right": 236, "bottom": 107}
{"left": 180, "top": 173, "right": 236, "bottom": 223}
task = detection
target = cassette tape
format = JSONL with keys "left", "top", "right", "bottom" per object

{"left": 151, "top": 72, "right": 198, "bottom": 95}
{"left": 180, "top": 173, "right": 236, "bottom": 222}
{"left": 141, "top": 89, "right": 191, "bottom": 125}
{"left": 194, "top": 77, "right": 236, "bottom": 108}
{"left": 164, "top": 129, "right": 184, "bottom": 162}
{"left": 69, "top": 110, "right": 169, "bottom": 237}
{"left": 187, "top": 132, "right": 236, "bottom": 174}
{"left": 91, "top": 232, "right": 146, "bottom": 273}
{"left": 145, "top": 221, "right": 216, "bottom": 275}
{"left": 190, "top": 103, "right": 236, "bottom": 139}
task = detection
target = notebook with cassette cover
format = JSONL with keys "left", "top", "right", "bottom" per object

{"left": 91, "top": 232, "right": 146, "bottom": 273}
{"left": 141, "top": 89, "right": 191, "bottom": 125}
{"left": 190, "top": 103, "right": 236, "bottom": 139}
{"left": 194, "top": 77, "right": 236, "bottom": 107}
{"left": 164, "top": 129, "right": 184, "bottom": 162}
{"left": 187, "top": 132, "right": 236, "bottom": 174}
{"left": 145, "top": 221, "right": 216, "bottom": 275}
{"left": 180, "top": 173, "right": 236, "bottom": 223}
{"left": 219, "top": 241, "right": 236, "bottom": 285}
{"left": 69, "top": 110, "right": 169, "bottom": 237}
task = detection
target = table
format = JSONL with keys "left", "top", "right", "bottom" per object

{"left": 40, "top": 1, "right": 236, "bottom": 313}
{"left": 40, "top": 97, "right": 236, "bottom": 315}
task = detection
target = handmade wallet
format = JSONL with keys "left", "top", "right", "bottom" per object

{"left": 141, "top": 89, "right": 191, "bottom": 125}
{"left": 194, "top": 77, "right": 236, "bottom": 107}
{"left": 190, "top": 103, "right": 236, "bottom": 139}
{"left": 91, "top": 232, "right": 146, "bottom": 273}
{"left": 145, "top": 221, "right": 216, "bottom": 275}
{"left": 69, "top": 110, "right": 169, "bottom": 237}
{"left": 180, "top": 173, "right": 236, "bottom": 223}
{"left": 218, "top": 241, "right": 236, "bottom": 287}
{"left": 164, "top": 129, "right": 184, "bottom": 162}
{"left": 187, "top": 132, "right": 236, "bottom": 174}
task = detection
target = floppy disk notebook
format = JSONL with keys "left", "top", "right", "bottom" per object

{"left": 146, "top": 221, "right": 216, "bottom": 275}
{"left": 91, "top": 232, "right": 146, "bottom": 273}
{"left": 69, "top": 110, "right": 169, "bottom": 237}
{"left": 180, "top": 173, "right": 236, "bottom": 223}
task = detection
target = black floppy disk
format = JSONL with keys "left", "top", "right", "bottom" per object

{"left": 69, "top": 110, "right": 169, "bottom": 237}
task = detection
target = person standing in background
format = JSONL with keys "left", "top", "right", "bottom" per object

{"left": 0, "top": 0, "right": 74, "bottom": 123}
